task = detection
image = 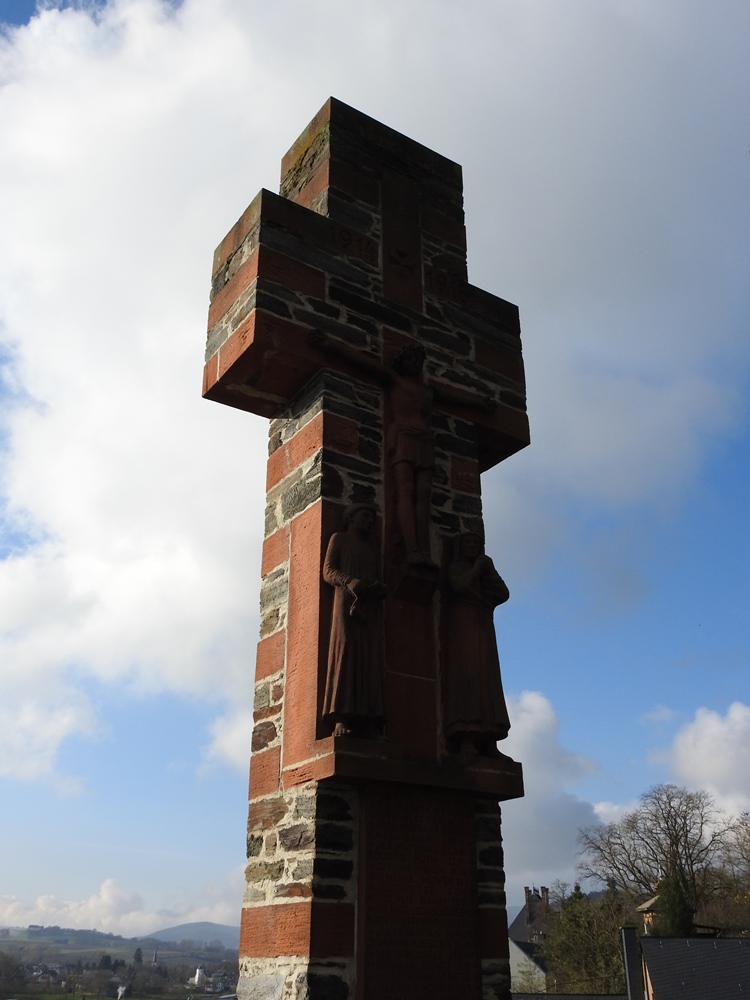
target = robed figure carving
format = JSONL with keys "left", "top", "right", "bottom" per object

{"left": 322, "top": 504, "right": 387, "bottom": 738}
{"left": 443, "top": 532, "right": 511, "bottom": 756}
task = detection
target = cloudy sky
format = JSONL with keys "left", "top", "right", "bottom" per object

{"left": 0, "top": 0, "right": 748, "bottom": 936}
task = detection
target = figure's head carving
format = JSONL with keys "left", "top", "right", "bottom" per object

{"left": 390, "top": 343, "right": 426, "bottom": 376}
{"left": 343, "top": 503, "right": 377, "bottom": 528}
{"left": 452, "top": 530, "right": 484, "bottom": 560}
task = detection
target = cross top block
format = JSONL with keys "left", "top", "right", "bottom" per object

{"left": 203, "top": 97, "right": 529, "bottom": 472}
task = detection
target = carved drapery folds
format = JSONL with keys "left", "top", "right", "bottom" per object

{"left": 321, "top": 504, "right": 386, "bottom": 738}
{"left": 442, "top": 532, "right": 511, "bottom": 756}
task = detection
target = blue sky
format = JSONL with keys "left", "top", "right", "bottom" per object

{"left": 1, "top": 0, "right": 749, "bottom": 933}
{"left": 1, "top": 2, "right": 37, "bottom": 24}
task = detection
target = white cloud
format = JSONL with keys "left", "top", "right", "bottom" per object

{"left": 201, "top": 708, "right": 253, "bottom": 774}
{"left": 0, "top": 0, "right": 747, "bottom": 795}
{"left": 501, "top": 691, "right": 599, "bottom": 896}
{"left": 0, "top": 680, "right": 97, "bottom": 786}
{"left": 666, "top": 702, "right": 750, "bottom": 813}
{"left": 1, "top": 0, "right": 269, "bottom": 780}
{"left": 592, "top": 800, "right": 639, "bottom": 826}
{"left": 0, "top": 872, "right": 243, "bottom": 937}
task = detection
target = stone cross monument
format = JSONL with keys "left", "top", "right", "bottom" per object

{"left": 203, "top": 98, "right": 529, "bottom": 1000}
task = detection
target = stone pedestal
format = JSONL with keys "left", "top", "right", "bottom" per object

{"left": 203, "top": 99, "right": 528, "bottom": 1000}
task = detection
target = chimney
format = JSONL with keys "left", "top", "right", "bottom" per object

{"left": 524, "top": 886, "right": 531, "bottom": 922}
{"left": 621, "top": 927, "right": 645, "bottom": 1000}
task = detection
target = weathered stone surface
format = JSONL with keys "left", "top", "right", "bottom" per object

{"left": 236, "top": 972, "right": 284, "bottom": 1000}
{"left": 316, "top": 823, "right": 353, "bottom": 853}
{"left": 278, "top": 823, "right": 315, "bottom": 851}
{"left": 274, "top": 882, "right": 312, "bottom": 899}
{"left": 251, "top": 721, "right": 277, "bottom": 752}
{"left": 249, "top": 797, "right": 289, "bottom": 831}
{"left": 247, "top": 835, "right": 263, "bottom": 858}
{"left": 316, "top": 793, "right": 352, "bottom": 822}
{"left": 280, "top": 470, "right": 322, "bottom": 522}
{"left": 245, "top": 860, "right": 285, "bottom": 884}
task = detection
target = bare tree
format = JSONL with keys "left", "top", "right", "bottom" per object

{"left": 578, "top": 784, "right": 730, "bottom": 914}
{"left": 721, "top": 812, "right": 750, "bottom": 883}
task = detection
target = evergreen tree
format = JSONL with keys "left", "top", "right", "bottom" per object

{"left": 540, "top": 882, "right": 629, "bottom": 995}
{"left": 653, "top": 871, "right": 695, "bottom": 936}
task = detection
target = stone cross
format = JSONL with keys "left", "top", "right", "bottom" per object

{"left": 203, "top": 98, "right": 528, "bottom": 1000}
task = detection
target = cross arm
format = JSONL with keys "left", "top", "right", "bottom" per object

{"left": 431, "top": 381, "right": 495, "bottom": 412}
{"left": 308, "top": 330, "right": 393, "bottom": 387}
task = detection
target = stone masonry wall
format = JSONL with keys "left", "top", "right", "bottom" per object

{"left": 476, "top": 800, "right": 512, "bottom": 1000}
{"left": 240, "top": 782, "right": 358, "bottom": 1000}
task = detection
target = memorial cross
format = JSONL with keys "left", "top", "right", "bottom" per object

{"left": 203, "top": 98, "right": 528, "bottom": 1000}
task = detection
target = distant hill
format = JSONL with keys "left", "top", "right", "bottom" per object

{"left": 148, "top": 922, "right": 240, "bottom": 949}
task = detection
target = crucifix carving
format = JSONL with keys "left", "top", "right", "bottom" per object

{"left": 307, "top": 331, "right": 495, "bottom": 568}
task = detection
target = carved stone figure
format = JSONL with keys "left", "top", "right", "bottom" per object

{"left": 309, "top": 332, "right": 493, "bottom": 567}
{"left": 443, "top": 532, "right": 511, "bottom": 755}
{"left": 322, "top": 504, "right": 387, "bottom": 738}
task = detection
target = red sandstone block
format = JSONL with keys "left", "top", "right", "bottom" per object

{"left": 281, "top": 756, "right": 336, "bottom": 790}
{"left": 479, "top": 908, "right": 509, "bottom": 959}
{"left": 263, "top": 190, "right": 331, "bottom": 248}
{"left": 384, "top": 673, "right": 437, "bottom": 761}
{"left": 217, "top": 311, "right": 315, "bottom": 396}
{"left": 260, "top": 246, "right": 326, "bottom": 300}
{"left": 230, "top": 311, "right": 321, "bottom": 396}
{"left": 202, "top": 354, "right": 218, "bottom": 396}
{"left": 330, "top": 223, "right": 379, "bottom": 267}
{"left": 474, "top": 337, "right": 525, "bottom": 386}
{"left": 384, "top": 599, "right": 435, "bottom": 680}
{"left": 451, "top": 455, "right": 480, "bottom": 495}
{"left": 216, "top": 314, "right": 257, "bottom": 380}
{"left": 310, "top": 902, "right": 355, "bottom": 958}
{"left": 485, "top": 401, "right": 530, "bottom": 441}
{"left": 240, "top": 900, "right": 311, "bottom": 958}
{"left": 422, "top": 205, "right": 467, "bottom": 250}
{"left": 329, "top": 159, "right": 379, "bottom": 208}
{"left": 325, "top": 412, "right": 359, "bottom": 455}
{"left": 423, "top": 263, "right": 470, "bottom": 306}
{"left": 262, "top": 526, "right": 291, "bottom": 577}
{"left": 465, "top": 284, "right": 520, "bottom": 335}
{"left": 248, "top": 745, "right": 281, "bottom": 799}
{"left": 239, "top": 900, "right": 354, "bottom": 959}
{"left": 283, "top": 503, "right": 326, "bottom": 765}
{"left": 207, "top": 248, "right": 260, "bottom": 331}
{"left": 255, "top": 631, "right": 285, "bottom": 681}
